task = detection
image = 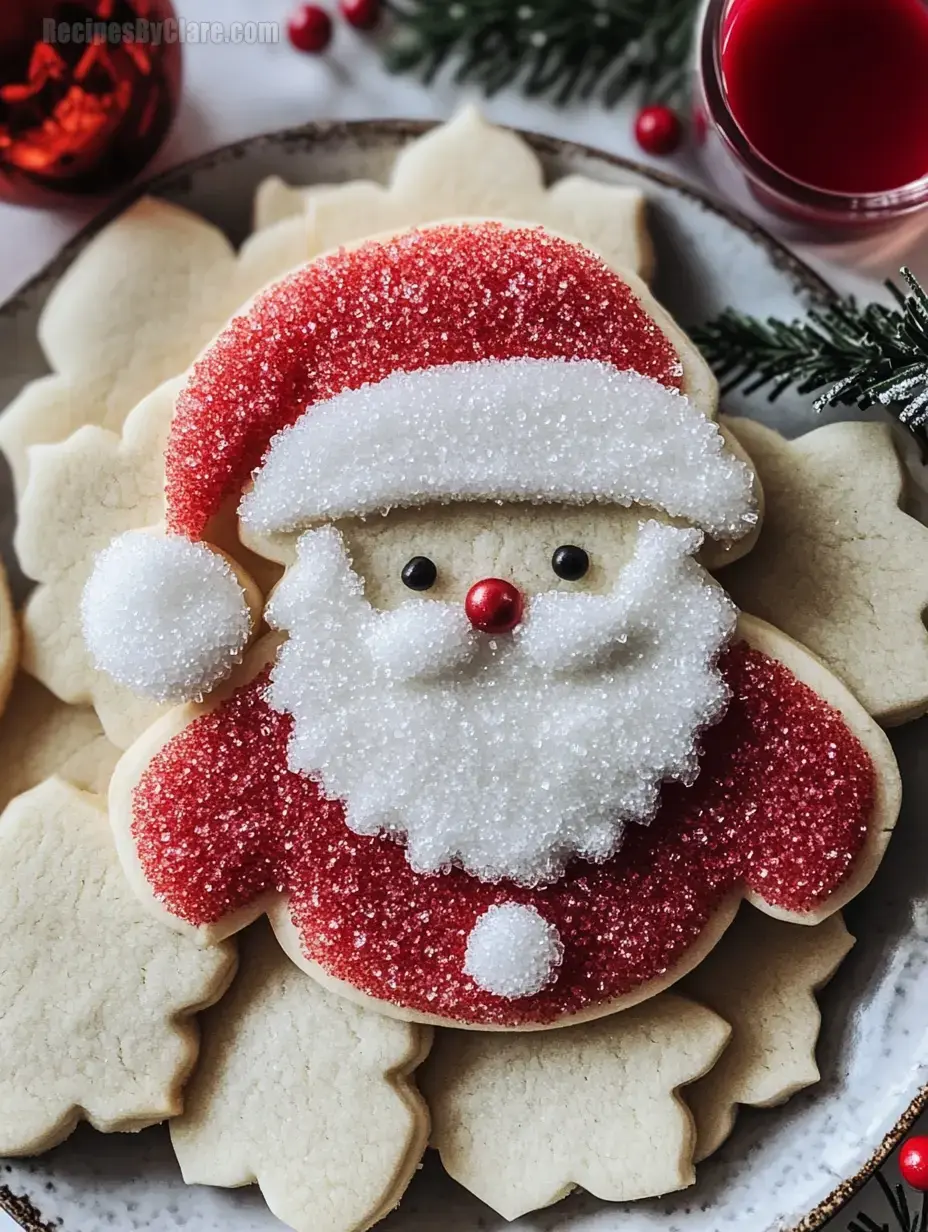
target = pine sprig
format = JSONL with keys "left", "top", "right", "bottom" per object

{"left": 383, "top": 0, "right": 699, "bottom": 106}
{"left": 846, "top": 1171, "right": 928, "bottom": 1232}
{"left": 691, "top": 268, "right": 928, "bottom": 441}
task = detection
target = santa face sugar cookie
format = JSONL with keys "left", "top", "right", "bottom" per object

{"left": 97, "top": 221, "right": 900, "bottom": 1031}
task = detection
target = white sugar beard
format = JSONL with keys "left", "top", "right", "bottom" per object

{"left": 265, "top": 521, "right": 737, "bottom": 888}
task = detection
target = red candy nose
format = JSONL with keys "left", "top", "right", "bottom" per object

{"left": 464, "top": 578, "right": 524, "bottom": 635}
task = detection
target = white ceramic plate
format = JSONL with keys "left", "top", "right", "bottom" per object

{"left": 0, "top": 121, "right": 926, "bottom": 1232}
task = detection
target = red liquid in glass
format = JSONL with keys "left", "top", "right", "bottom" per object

{"left": 720, "top": 0, "right": 928, "bottom": 195}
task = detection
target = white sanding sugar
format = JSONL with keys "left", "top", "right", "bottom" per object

{"left": 81, "top": 532, "right": 252, "bottom": 704}
{"left": 240, "top": 357, "right": 758, "bottom": 541}
{"left": 518, "top": 522, "right": 705, "bottom": 673}
{"left": 366, "top": 602, "right": 477, "bottom": 681}
{"left": 265, "top": 521, "right": 737, "bottom": 887}
{"left": 464, "top": 904, "right": 564, "bottom": 999}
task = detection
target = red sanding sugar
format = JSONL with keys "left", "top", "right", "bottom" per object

{"left": 132, "top": 642, "right": 874, "bottom": 1027}
{"left": 165, "top": 222, "right": 684, "bottom": 540}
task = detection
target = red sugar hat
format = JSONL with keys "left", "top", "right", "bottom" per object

{"left": 165, "top": 221, "right": 686, "bottom": 540}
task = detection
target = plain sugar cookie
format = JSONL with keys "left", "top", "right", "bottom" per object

{"left": 15, "top": 379, "right": 180, "bottom": 747}
{"left": 0, "top": 778, "right": 235, "bottom": 1155}
{"left": 681, "top": 906, "right": 854, "bottom": 1160}
{"left": 419, "top": 994, "right": 730, "bottom": 1219}
{"left": 0, "top": 198, "right": 244, "bottom": 495}
{"left": 722, "top": 416, "right": 928, "bottom": 724}
{"left": 240, "top": 106, "right": 654, "bottom": 294}
{"left": 0, "top": 674, "right": 115, "bottom": 812}
{"left": 171, "top": 919, "right": 430, "bottom": 1232}
{"left": 0, "top": 558, "right": 17, "bottom": 719}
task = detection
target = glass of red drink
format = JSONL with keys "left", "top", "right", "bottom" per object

{"left": 695, "top": 0, "right": 928, "bottom": 234}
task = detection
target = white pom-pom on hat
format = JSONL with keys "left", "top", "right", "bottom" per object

{"left": 81, "top": 531, "right": 260, "bottom": 704}
{"left": 464, "top": 903, "right": 564, "bottom": 999}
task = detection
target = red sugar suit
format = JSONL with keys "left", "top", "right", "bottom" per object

{"left": 132, "top": 643, "right": 875, "bottom": 1027}
{"left": 165, "top": 223, "right": 683, "bottom": 540}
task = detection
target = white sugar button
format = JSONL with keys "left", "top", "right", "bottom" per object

{"left": 464, "top": 904, "right": 564, "bottom": 999}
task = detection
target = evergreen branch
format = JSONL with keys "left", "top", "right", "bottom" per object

{"left": 848, "top": 1215, "right": 889, "bottom": 1232}
{"left": 872, "top": 1171, "right": 928, "bottom": 1232}
{"left": 691, "top": 268, "right": 928, "bottom": 444}
{"left": 383, "top": 0, "right": 699, "bottom": 106}
{"left": 844, "top": 1173, "right": 928, "bottom": 1232}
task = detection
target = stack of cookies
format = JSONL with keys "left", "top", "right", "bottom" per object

{"left": 0, "top": 110, "right": 924, "bottom": 1232}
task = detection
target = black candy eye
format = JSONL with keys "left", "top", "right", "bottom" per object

{"left": 551, "top": 545, "right": 590, "bottom": 581}
{"left": 402, "top": 556, "right": 438, "bottom": 591}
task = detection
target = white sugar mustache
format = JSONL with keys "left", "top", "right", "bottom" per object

{"left": 265, "top": 521, "right": 737, "bottom": 887}
{"left": 364, "top": 523, "right": 715, "bottom": 681}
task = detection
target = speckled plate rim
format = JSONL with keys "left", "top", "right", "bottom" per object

{"left": 0, "top": 117, "right": 913, "bottom": 1232}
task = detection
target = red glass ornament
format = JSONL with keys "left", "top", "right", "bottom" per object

{"left": 464, "top": 578, "right": 524, "bottom": 635}
{"left": 339, "top": 0, "right": 381, "bottom": 29}
{"left": 900, "top": 1137, "right": 928, "bottom": 1191}
{"left": 288, "top": 5, "right": 333, "bottom": 53}
{"left": 634, "top": 105, "right": 682, "bottom": 156}
{"left": 0, "top": 0, "right": 182, "bottom": 206}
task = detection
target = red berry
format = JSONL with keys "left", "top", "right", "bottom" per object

{"left": 900, "top": 1137, "right": 928, "bottom": 1191}
{"left": 288, "top": 5, "right": 333, "bottom": 52}
{"left": 339, "top": 0, "right": 381, "bottom": 29}
{"left": 634, "top": 105, "right": 683, "bottom": 156}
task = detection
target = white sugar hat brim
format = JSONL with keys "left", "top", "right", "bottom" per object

{"left": 239, "top": 357, "right": 758, "bottom": 540}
